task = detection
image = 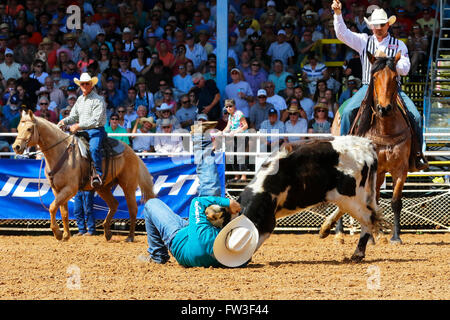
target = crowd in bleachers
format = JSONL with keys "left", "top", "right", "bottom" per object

{"left": 0, "top": 0, "right": 439, "bottom": 157}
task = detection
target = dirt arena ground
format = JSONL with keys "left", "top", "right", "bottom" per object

{"left": 0, "top": 232, "right": 448, "bottom": 300}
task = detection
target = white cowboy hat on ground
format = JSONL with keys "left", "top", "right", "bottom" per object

{"left": 213, "top": 215, "right": 259, "bottom": 268}
{"left": 74, "top": 73, "right": 98, "bottom": 87}
{"left": 364, "top": 8, "right": 396, "bottom": 27}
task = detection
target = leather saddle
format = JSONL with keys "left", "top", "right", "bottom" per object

{"left": 75, "top": 131, "right": 125, "bottom": 158}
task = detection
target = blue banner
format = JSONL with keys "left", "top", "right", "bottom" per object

{"left": 0, "top": 154, "right": 225, "bottom": 220}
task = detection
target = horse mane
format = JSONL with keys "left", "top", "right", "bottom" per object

{"left": 355, "top": 57, "right": 397, "bottom": 137}
{"left": 34, "top": 115, "right": 69, "bottom": 139}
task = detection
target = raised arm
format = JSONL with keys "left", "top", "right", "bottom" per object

{"left": 332, "top": 0, "right": 368, "bottom": 54}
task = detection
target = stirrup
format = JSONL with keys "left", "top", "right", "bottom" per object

{"left": 415, "top": 154, "right": 429, "bottom": 171}
{"left": 91, "top": 175, "right": 102, "bottom": 188}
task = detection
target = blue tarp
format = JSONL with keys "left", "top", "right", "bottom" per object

{"left": 0, "top": 154, "right": 225, "bottom": 220}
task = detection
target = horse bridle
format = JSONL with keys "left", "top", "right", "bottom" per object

{"left": 17, "top": 118, "right": 72, "bottom": 154}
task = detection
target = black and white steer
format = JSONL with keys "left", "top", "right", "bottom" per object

{"left": 238, "top": 136, "right": 389, "bottom": 262}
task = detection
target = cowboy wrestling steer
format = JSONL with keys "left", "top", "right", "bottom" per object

{"left": 238, "top": 135, "right": 388, "bottom": 262}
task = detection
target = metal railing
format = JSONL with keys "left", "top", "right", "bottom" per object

{"left": 2, "top": 131, "right": 449, "bottom": 177}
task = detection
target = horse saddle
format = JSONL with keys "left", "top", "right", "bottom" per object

{"left": 75, "top": 131, "right": 125, "bottom": 158}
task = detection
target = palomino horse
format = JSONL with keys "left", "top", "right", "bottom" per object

{"left": 12, "top": 110, "right": 156, "bottom": 242}
{"left": 329, "top": 51, "right": 411, "bottom": 244}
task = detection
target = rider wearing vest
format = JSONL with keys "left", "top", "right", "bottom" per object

{"left": 58, "top": 73, "right": 107, "bottom": 187}
{"left": 331, "top": 1, "right": 428, "bottom": 170}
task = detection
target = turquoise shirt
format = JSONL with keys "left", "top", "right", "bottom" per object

{"left": 105, "top": 125, "right": 130, "bottom": 145}
{"left": 170, "top": 196, "right": 231, "bottom": 268}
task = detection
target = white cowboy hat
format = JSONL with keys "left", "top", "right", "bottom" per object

{"left": 213, "top": 215, "right": 258, "bottom": 268}
{"left": 364, "top": 8, "right": 396, "bottom": 27}
{"left": 74, "top": 73, "right": 98, "bottom": 87}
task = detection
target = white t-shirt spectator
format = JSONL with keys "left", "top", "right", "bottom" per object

{"left": 266, "top": 41, "right": 294, "bottom": 67}
{"left": 266, "top": 94, "right": 287, "bottom": 119}
{"left": 132, "top": 128, "right": 154, "bottom": 152}
{"left": 185, "top": 43, "right": 207, "bottom": 69}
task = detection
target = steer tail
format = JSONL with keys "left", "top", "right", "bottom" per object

{"left": 138, "top": 158, "right": 156, "bottom": 203}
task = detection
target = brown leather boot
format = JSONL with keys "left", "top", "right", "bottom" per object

{"left": 415, "top": 152, "right": 429, "bottom": 171}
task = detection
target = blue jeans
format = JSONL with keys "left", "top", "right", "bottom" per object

{"left": 143, "top": 198, "right": 189, "bottom": 263}
{"left": 340, "top": 85, "right": 423, "bottom": 144}
{"left": 192, "top": 133, "right": 221, "bottom": 197}
{"left": 73, "top": 190, "right": 96, "bottom": 234}
{"left": 86, "top": 127, "right": 107, "bottom": 177}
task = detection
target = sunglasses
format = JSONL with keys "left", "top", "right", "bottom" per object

{"left": 225, "top": 105, "right": 233, "bottom": 108}
{"left": 79, "top": 82, "right": 91, "bottom": 86}
{"left": 289, "top": 112, "right": 298, "bottom": 115}
{"left": 252, "top": 64, "right": 260, "bottom": 67}
{"left": 181, "top": 100, "right": 189, "bottom": 104}
{"left": 110, "top": 118, "right": 119, "bottom": 120}
{"left": 117, "top": 110, "right": 125, "bottom": 113}
{"left": 40, "top": 102, "right": 49, "bottom": 105}
{"left": 164, "top": 92, "right": 172, "bottom": 95}
{"left": 162, "top": 126, "right": 171, "bottom": 129}
{"left": 317, "top": 109, "right": 327, "bottom": 112}
{"left": 159, "top": 83, "right": 167, "bottom": 86}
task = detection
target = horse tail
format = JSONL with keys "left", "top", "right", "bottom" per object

{"left": 137, "top": 158, "right": 156, "bottom": 203}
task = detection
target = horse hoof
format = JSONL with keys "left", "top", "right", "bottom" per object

{"left": 125, "top": 236, "right": 134, "bottom": 243}
{"left": 390, "top": 238, "right": 403, "bottom": 245}
{"left": 104, "top": 231, "right": 112, "bottom": 241}
{"left": 350, "top": 254, "right": 365, "bottom": 263}
{"left": 319, "top": 227, "right": 330, "bottom": 239}
{"left": 62, "top": 233, "right": 71, "bottom": 242}
{"left": 53, "top": 230, "right": 63, "bottom": 241}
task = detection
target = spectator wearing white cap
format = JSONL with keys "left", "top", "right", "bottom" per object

{"left": 249, "top": 89, "right": 275, "bottom": 130}
{"left": 266, "top": 29, "right": 295, "bottom": 68}
{"left": 122, "top": 27, "right": 135, "bottom": 52}
{"left": 0, "top": 48, "right": 21, "bottom": 80}
{"left": 154, "top": 118, "right": 184, "bottom": 154}
{"left": 156, "top": 102, "right": 181, "bottom": 130}
{"left": 224, "top": 68, "right": 253, "bottom": 118}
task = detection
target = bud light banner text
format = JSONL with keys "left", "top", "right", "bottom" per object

{"left": 0, "top": 155, "right": 225, "bottom": 220}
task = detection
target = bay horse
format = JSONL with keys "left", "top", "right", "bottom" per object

{"left": 12, "top": 110, "right": 156, "bottom": 242}
{"left": 329, "top": 51, "right": 411, "bottom": 244}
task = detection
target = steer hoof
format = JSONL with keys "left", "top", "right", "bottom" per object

{"left": 125, "top": 236, "right": 134, "bottom": 243}
{"left": 350, "top": 253, "right": 365, "bottom": 263}
{"left": 390, "top": 237, "right": 403, "bottom": 245}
